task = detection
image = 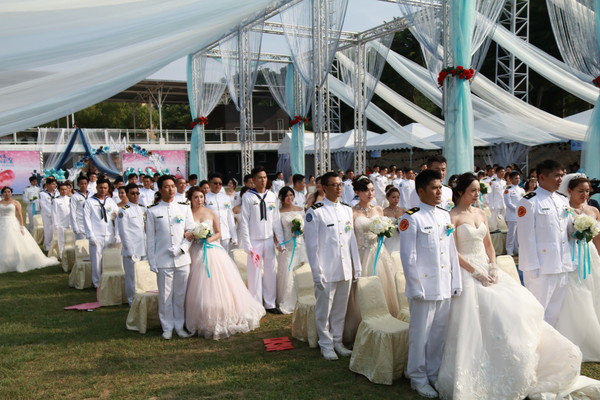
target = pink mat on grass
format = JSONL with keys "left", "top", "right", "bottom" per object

{"left": 64, "top": 302, "right": 101, "bottom": 311}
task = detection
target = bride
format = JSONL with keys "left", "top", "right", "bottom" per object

{"left": 344, "top": 178, "right": 400, "bottom": 343}
{"left": 184, "top": 187, "right": 265, "bottom": 340}
{"left": 0, "top": 186, "right": 58, "bottom": 273}
{"left": 555, "top": 174, "right": 600, "bottom": 362}
{"left": 437, "top": 173, "right": 600, "bottom": 400}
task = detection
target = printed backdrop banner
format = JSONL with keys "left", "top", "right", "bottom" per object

{"left": 122, "top": 150, "right": 187, "bottom": 178}
{"left": 0, "top": 151, "right": 41, "bottom": 194}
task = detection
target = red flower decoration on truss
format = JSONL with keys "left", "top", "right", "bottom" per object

{"left": 190, "top": 116, "right": 209, "bottom": 129}
{"left": 593, "top": 76, "right": 600, "bottom": 88}
{"left": 437, "top": 66, "right": 475, "bottom": 87}
{"left": 289, "top": 115, "right": 309, "bottom": 127}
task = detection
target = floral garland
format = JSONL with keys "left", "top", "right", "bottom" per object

{"left": 190, "top": 116, "right": 209, "bottom": 129}
{"left": 290, "top": 115, "right": 309, "bottom": 127}
{"left": 593, "top": 76, "right": 600, "bottom": 88}
{"left": 437, "top": 66, "right": 475, "bottom": 87}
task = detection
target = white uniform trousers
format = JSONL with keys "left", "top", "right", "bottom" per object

{"left": 314, "top": 279, "right": 351, "bottom": 352}
{"left": 246, "top": 238, "right": 277, "bottom": 309}
{"left": 505, "top": 221, "right": 518, "bottom": 255}
{"left": 157, "top": 265, "right": 190, "bottom": 333}
{"left": 89, "top": 235, "right": 110, "bottom": 288}
{"left": 26, "top": 206, "right": 35, "bottom": 231}
{"left": 523, "top": 271, "right": 568, "bottom": 326}
{"left": 407, "top": 298, "right": 451, "bottom": 387}
{"left": 42, "top": 215, "right": 53, "bottom": 250}
{"left": 122, "top": 256, "right": 139, "bottom": 305}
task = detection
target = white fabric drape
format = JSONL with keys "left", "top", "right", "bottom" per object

{"left": 489, "top": 143, "right": 529, "bottom": 169}
{"left": 333, "top": 151, "right": 354, "bottom": 172}
{"left": 0, "top": 0, "right": 291, "bottom": 135}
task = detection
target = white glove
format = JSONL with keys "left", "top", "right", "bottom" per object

{"left": 278, "top": 245, "right": 287, "bottom": 253}
{"left": 353, "top": 271, "right": 361, "bottom": 283}
{"left": 88, "top": 237, "right": 97, "bottom": 247}
{"left": 168, "top": 245, "right": 182, "bottom": 257}
{"left": 113, "top": 236, "right": 121, "bottom": 245}
{"left": 489, "top": 263, "right": 499, "bottom": 284}
{"left": 231, "top": 240, "right": 237, "bottom": 246}
{"left": 314, "top": 278, "right": 325, "bottom": 291}
{"left": 411, "top": 294, "right": 425, "bottom": 300}
{"left": 472, "top": 270, "right": 493, "bottom": 287}
{"left": 149, "top": 264, "right": 158, "bottom": 273}
{"left": 20, "top": 226, "right": 25, "bottom": 235}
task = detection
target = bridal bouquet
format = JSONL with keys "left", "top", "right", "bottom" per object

{"left": 193, "top": 222, "right": 212, "bottom": 240}
{"left": 480, "top": 181, "right": 490, "bottom": 195}
{"left": 291, "top": 217, "right": 304, "bottom": 236}
{"left": 573, "top": 214, "right": 600, "bottom": 242}
{"left": 369, "top": 216, "right": 395, "bottom": 238}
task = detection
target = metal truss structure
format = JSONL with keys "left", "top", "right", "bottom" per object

{"left": 495, "top": 0, "right": 530, "bottom": 102}
{"left": 238, "top": 28, "right": 255, "bottom": 177}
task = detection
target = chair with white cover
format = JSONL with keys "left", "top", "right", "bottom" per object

{"left": 126, "top": 260, "right": 160, "bottom": 334}
{"left": 394, "top": 270, "right": 410, "bottom": 323}
{"left": 61, "top": 229, "right": 76, "bottom": 273}
{"left": 97, "top": 246, "right": 126, "bottom": 306}
{"left": 68, "top": 239, "right": 92, "bottom": 289}
{"left": 349, "top": 276, "right": 409, "bottom": 385}
{"left": 291, "top": 263, "right": 318, "bottom": 348}
{"left": 496, "top": 254, "right": 520, "bottom": 284}
{"left": 32, "top": 214, "right": 44, "bottom": 246}
{"left": 231, "top": 248, "right": 248, "bottom": 285}
{"left": 48, "top": 228, "right": 60, "bottom": 259}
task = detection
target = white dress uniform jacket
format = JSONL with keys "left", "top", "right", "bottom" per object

{"left": 116, "top": 202, "right": 147, "bottom": 305}
{"left": 22, "top": 185, "right": 40, "bottom": 230}
{"left": 399, "top": 179, "right": 419, "bottom": 210}
{"left": 52, "top": 195, "right": 71, "bottom": 229}
{"left": 70, "top": 191, "right": 89, "bottom": 239}
{"left": 399, "top": 202, "right": 462, "bottom": 300}
{"left": 205, "top": 191, "right": 237, "bottom": 248}
{"left": 271, "top": 179, "right": 285, "bottom": 196}
{"left": 239, "top": 189, "right": 285, "bottom": 251}
{"left": 139, "top": 187, "right": 156, "bottom": 207}
{"left": 342, "top": 179, "right": 354, "bottom": 205}
{"left": 293, "top": 189, "right": 306, "bottom": 208}
{"left": 39, "top": 189, "right": 58, "bottom": 250}
{"left": 374, "top": 174, "right": 389, "bottom": 205}
{"left": 503, "top": 184, "right": 525, "bottom": 222}
{"left": 440, "top": 185, "right": 454, "bottom": 211}
{"left": 489, "top": 178, "right": 507, "bottom": 211}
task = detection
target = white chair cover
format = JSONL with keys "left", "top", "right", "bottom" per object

{"left": 68, "top": 239, "right": 92, "bottom": 289}
{"left": 291, "top": 263, "right": 318, "bottom": 348}
{"left": 393, "top": 268, "right": 410, "bottom": 323}
{"left": 61, "top": 229, "right": 76, "bottom": 272}
{"left": 496, "top": 254, "right": 521, "bottom": 284}
{"left": 32, "top": 214, "right": 44, "bottom": 245}
{"left": 126, "top": 260, "right": 160, "bottom": 334}
{"left": 231, "top": 248, "right": 248, "bottom": 285}
{"left": 97, "top": 247, "right": 126, "bottom": 306}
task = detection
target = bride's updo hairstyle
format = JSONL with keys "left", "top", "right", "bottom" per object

{"left": 1, "top": 186, "right": 12, "bottom": 194}
{"left": 568, "top": 176, "right": 591, "bottom": 191}
{"left": 186, "top": 186, "right": 204, "bottom": 205}
{"left": 352, "top": 176, "right": 372, "bottom": 193}
{"left": 452, "top": 173, "right": 478, "bottom": 205}
{"left": 278, "top": 186, "right": 295, "bottom": 203}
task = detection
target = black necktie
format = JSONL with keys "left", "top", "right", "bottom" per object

{"left": 254, "top": 191, "right": 268, "bottom": 221}
{"left": 95, "top": 196, "right": 107, "bottom": 222}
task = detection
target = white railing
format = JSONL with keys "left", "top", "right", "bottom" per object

{"left": 1, "top": 128, "right": 288, "bottom": 146}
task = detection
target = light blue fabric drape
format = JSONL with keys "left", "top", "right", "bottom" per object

{"left": 444, "top": 0, "right": 475, "bottom": 177}
{"left": 186, "top": 55, "right": 206, "bottom": 180}
{"left": 582, "top": 0, "right": 600, "bottom": 180}
{"left": 285, "top": 64, "right": 306, "bottom": 175}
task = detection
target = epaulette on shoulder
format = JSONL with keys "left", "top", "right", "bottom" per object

{"left": 436, "top": 206, "right": 449, "bottom": 212}
{"left": 311, "top": 202, "right": 324, "bottom": 210}
{"left": 138, "top": 203, "right": 145, "bottom": 207}
{"left": 340, "top": 202, "right": 351, "bottom": 207}
{"left": 557, "top": 192, "right": 567, "bottom": 197}
{"left": 122, "top": 204, "right": 130, "bottom": 210}
{"left": 178, "top": 201, "right": 190, "bottom": 205}
{"left": 523, "top": 192, "right": 536, "bottom": 200}
{"left": 506, "top": 185, "right": 512, "bottom": 189}
{"left": 147, "top": 203, "right": 158, "bottom": 208}
{"left": 405, "top": 207, "right": 420, "bottom": 215}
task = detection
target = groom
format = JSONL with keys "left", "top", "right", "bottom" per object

{"left": 399, "top": 169, "right": 462, "bottom": 398}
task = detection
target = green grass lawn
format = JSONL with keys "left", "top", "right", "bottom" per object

{"left": 1, "top": 265, "right": 599, "bottom": 400}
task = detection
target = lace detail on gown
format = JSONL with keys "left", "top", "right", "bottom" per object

{"left": 0, "top": 203, "right": 58, "bottom": 273}
{"left": 437, "top": 223, "right": 595, "bottom": 400}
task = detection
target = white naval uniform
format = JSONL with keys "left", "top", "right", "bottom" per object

{"left": 174, "top": 192, "right": 186, "bottom": 203}
{"left": 374, "top": 174, "right": 389, "bottom": 206}
{"left": 503, "top": 184, "right": 525, "bottom": 255}
{"left": 304, "top": 198, "right": 362, "bottom": 352}
{"left": 87, "top": 180, "right": 97, "bottom": 195}
{"left": 271, "top": 179, "right": 285, "bottom": 196}
{"left": 70, "top": 191, "right": 89, "bottom": 240}
{"left": 399, "top": 202, "right": 462, "bottom": 388}
{"left": 116, "top": 202, "right": 147, "bottom": 305}
{"left": 22, "top": 185, "right": 40, "bottom": 231}
{"left": 481, "top": 176, "right": 493, "bottom": 206}
{"left": 517, "top": 188, "right": 574, "bottom": 326}
{"left": 52, "top": 195, "right": 71, "bottom": 254}
{"left": 145, "top": 200, "right": 194, "bottom": 334}
{"left": 292, "top": 189, "right": 306, "bottom": 208}
{"left": 399, "top": 179, "right": 419, "bottom": 210}
{"left": 440, "top": 185, "right": 454, "bottom": 211}
{"left": 489, "top": 178, "right": 507, "bottom": 221}
{"left": 83, "top": 195, "right": 120, "bottom": 287}
{"left": 39, "top": 189, "right": 58, "bottom": 250}
{"left": 205, "top": 191, "right": 237, "bottom": 253}
{"left": 239, "top": 189, "right": 285, "bottom": 309}
{"left": 342, "top": 179, "right": 354, "bottom": 204}
{"left": 139, "top": 187, "right": 156, "bottom": 207}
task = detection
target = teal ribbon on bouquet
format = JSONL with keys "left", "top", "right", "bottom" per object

{"left": 373, "top": 235, "right": 385, "bottom": 276}
{"left": 278, "top": 231, "right": 300, "bottom": 271}
{"left": 201, "top": 239, "right": 223, "bottom": 278}
{"left": 572, "top": 238, "right": 592, "bottom": 280}
{"left": 32, "top": 203, "right": 37, "bottom": 215}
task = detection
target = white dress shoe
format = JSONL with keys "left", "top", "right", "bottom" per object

{"left": 176, "top": 329, "right": 193, "bottom": 338}
{"left": 411, "top": 383, "right": 438, "bottom": 398}
{"left": 333, "top": 344, "right": 352, "bottom": 357}
{"left": 162, "top": 330, "right": 173, "bottom": 340}
{"left": 320, "top": 348, "right": 339, "bottom": 361}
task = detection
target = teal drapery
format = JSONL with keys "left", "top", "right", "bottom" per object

{"left": 444, "top": 0, "right": 475, "bottom": 178}
{"left": 582, "top": 0, "right": 600, "bottom": 179}
{"left": 186, "top": 55, "right": 207, "bottom": 180}
{"left": 285, "top": 64, "right": 306, "bottom": 175}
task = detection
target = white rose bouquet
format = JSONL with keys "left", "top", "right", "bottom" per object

{"left": 573, "top": 214, "right": 600, "bottom": 242}
{"left": 369, "top": 216, "right": 394, "bottom": 238}
{"left": 480, "top": 181, "right": 490, "bottom": 195}
{"left": 193, "top": 222, "right": 213, "bottom": 240}
{"left": 291, "top": 217, "right": 304, "bottom": 236}
{"left": 572, "top": 214, "right": 600, "bottom": 280}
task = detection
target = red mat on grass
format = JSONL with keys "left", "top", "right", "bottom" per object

{"left": 64, "top": 302, "right": 101, "bottom": 311}
{"left": 263, "top": 337, "right": 294, "bottom": 351}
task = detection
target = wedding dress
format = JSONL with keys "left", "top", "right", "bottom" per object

{"left": 185, "top": 219, "right": 265, "bottom": 340}
{"left": 437, "top": 223, "right": 600, "bottom": 400}
{"left": 344, "top": 215, "right": 400, "bottom": 343}
{"left": 555, "top": 241, "right": 600, "bottom": 362}
{"left": 0, "top": 203, "right": 58, "bottom": 273}
{"left": 276, "top": 211, "right": 307, "bottom": 314}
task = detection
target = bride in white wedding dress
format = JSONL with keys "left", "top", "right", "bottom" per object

{"left": 437, "top": 174, "right": 600, "bottom": 400}
{"left": 0, "top": 186, "right": 58, "bottom": 273}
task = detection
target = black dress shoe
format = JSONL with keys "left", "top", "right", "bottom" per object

{"left": 266, "top": 308, "right": 283, "bottom": 314}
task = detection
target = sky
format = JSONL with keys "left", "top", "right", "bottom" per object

{"left": 148, "top": 0, "right": 401, "bottom": 81}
